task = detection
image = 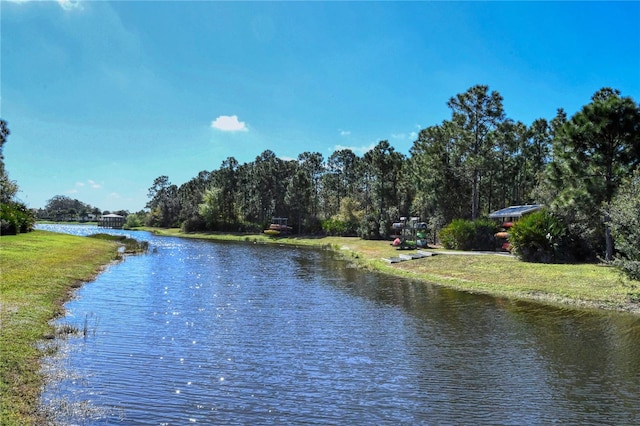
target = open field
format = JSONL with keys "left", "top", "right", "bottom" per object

{"left": 145, "top": 228, "right": 640, "bottom": 315}
{"left": 0, "top": 231, "right": 119, "bottom": 426}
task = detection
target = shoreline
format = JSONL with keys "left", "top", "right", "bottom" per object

{"left": 143, "top": 227, "right": 640, "bottom": 316}
{"left": 0, "top": 231, "right": 121, "bottom": 425}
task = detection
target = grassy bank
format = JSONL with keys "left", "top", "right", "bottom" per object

{"left": 0, "top": 230, "right": 119, "bottom": 426}
{"left": 146, "top": 227, "right": 639, "bottom": 315}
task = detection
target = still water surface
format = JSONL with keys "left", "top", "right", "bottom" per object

{"left": 38, "top": 225, "right": 640, "bottom": 425}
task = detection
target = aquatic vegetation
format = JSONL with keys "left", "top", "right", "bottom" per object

{"left": 88, "top": 233, "right": 149, "bottom": 254}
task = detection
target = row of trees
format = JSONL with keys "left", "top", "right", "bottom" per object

{"left": 145, "top": 86, "right": 558, "bottom": 235}
{"left": 144, "top": 87, "right": 542, "bottom": 233}
{"left": 143, "top": 144, "right": 408, "bottom": 236}
{"left": 32, "top": 195, "right": 121, "bottom": 222}
{"left": 142, "top": 85, "right": 639, "bottom": 268}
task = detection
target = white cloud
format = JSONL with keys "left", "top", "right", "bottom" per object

{"left": 211, "top": 115, "right": 248, "bottom": 132}
{"left": 391, "top": 131, "right": 419, "bottom": 141}
{"left": 339, "top": 129, "right": 351, "bottom": 136}
{"left": 69, "top": 180, "right": 101, "bottom": 194}
{"left": 7, "top": 0, "right": 82, "bottom": 10}
{"left": 57, "top": 0, "right": 83, "bottom": 11}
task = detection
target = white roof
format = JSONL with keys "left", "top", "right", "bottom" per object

{"left": 488, "top": 204, "right": 543, "bottom": 219}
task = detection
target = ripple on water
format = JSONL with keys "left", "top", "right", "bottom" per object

{"left": 38, "top": 224, "right": 640, "bottom": 425}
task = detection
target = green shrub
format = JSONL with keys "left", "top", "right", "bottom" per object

{"left": 0, "top": 202, "right": 35, "bottom": 235}
{"left": 472, "top": 218, "right": 499, "bottom": 251}
{"left": 438, "top": 218, "right": 498, "bottom": 251}
{"left": 509, "top": 210, "right": 567, "bottom": 263}
{"left": 614, "top": 260, "right": 640, "bottom": 281}
{"left": 322, "top": 218, "right": 347, "bottom": 236}
{"left": 378, "top": 218, "right": 392, "bottom": 239}
{"left": 123, "top": 213, "right": 144, "bottom": 229}
{"left": 359, "top": 214, "right": 380, "bottom": 240}
{"left": 609, "top": 170, "right": 640, "bottom": 280}
{"left": 439, "top": 219, "right": 475, "bottom": 250}
{"left": 181, "top": 216, "right": 207, "bottom": 233}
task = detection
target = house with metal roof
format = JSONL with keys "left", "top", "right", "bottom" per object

{"left": 488, "top": 204, "right": 543, "bottom": 221}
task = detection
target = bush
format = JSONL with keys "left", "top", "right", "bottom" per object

{"left": 181, "top": 216, "right": 207, "bottom": 233}
{"left": 359, "top": 214, "right": 380, "bottom": 240}
{"left": 439, "top": 219, "right": 475, "bottom": 250}
{"left": 378, "top": 218, "right": 392, "bottom": 239}
{"left": 0, "top": 202, "right": 35, "bottom": 235}
{"left": 509, "top": 210, "right": 567, "bottom": 263}
{"left": 123, "top": 213, "right": 145, "bottom": 229}
{"left": 438, "top": 218, "right": 498, "bottom": 251}
{"left": 322, "top": 218, "right": 346, "bottom": 236}
{"left": 609, "top": 170, "right": 640, "bottom": 280}
{"left": 319, "top": 197, "right": 362, "bottom": 237}
{"left": 613, "top": 260, "right": 640, "bottom": 281}
{"left": 472, "top": 218, "right": 499, "bottom": 251}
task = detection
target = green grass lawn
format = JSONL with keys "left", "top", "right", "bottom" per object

{"left": 0, "top": 231, "right": 119, "bottom": 426}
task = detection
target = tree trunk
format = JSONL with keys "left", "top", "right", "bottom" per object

{"left": 471, "top": 170, "right": 479, "bottom": 220}
{"left": 604, "top": 212, "right": 613, "bottom": 261}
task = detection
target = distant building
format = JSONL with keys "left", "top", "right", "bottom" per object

{"left": 98, "top": 213, "right": 125, "bottom": 229}
{"left": 488, "top": 204, "right": 543, "bottom": 222}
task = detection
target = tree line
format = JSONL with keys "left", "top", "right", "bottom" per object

{"left": 32, "top": 195, "right": 132, "bottom": 222}
{"left": 138, "top": 85, "right": 639, "bottom": 266}
{"left": 33, "top": 195, "right": 104, "bottom": 222}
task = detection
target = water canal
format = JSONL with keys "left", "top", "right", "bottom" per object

{"left": 37, "top": 224, "right": 640, "bottom": 425}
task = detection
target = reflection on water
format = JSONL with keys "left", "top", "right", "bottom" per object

{"left": 38, "top": 225, "right": 640, "bottom": 425}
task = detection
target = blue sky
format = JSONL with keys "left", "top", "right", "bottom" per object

{"left": 2, "top": 1, "right": 639, "bottom": 212}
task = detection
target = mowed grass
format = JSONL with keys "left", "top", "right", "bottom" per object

{"left": 390, "top": 253, "right": 636, "bottom": 309}
{"left": 0, "top": 230, "right": 119, "bottom": 426}
{"left": 148, "top": 228, "right": 639, "bottom": 313}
